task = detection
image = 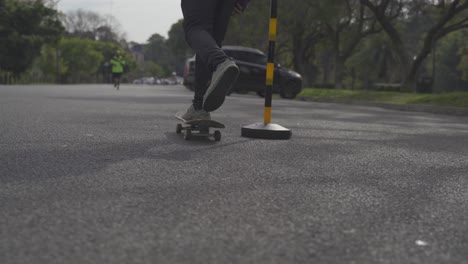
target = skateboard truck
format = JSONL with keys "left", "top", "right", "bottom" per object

{"left": 176, "top": 123, "right": 222, "bottom": 141}
{"left": 175, "top": 112, "right": 225, "bottom": 141}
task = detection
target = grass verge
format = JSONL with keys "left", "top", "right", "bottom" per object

{"left": 298, "top": 89, "right": 468, "bottom": 108}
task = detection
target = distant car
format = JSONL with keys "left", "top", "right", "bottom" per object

{"left": 132, "top": 77, "right": 156, "bottom": 85}
{"left": 183, "top": 46, "right": 303, "bottom": 99}
{"left": 160, "top": 77, "right": 178, "bottom": 85}
{"left": 132, "top": 78, "right": 143, "bottom": 85}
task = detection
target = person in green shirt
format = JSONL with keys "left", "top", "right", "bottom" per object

{"left": 110, "top": 51, "right": 126, "bottom": 90}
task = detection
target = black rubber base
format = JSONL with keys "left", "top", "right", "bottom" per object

{"left": 241, "top": 123, "right": 292, "bottom": 140}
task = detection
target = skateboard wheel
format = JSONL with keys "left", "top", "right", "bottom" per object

{"left": 214, "top": 130, "right": 221, "bottom": 141}
{"left": 176, "top": 124, "right": 182, "bottom": 134}
{"left": 184, "top": 129, "right": 192, "bottom": 140}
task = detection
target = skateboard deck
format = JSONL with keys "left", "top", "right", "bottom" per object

{"left": 175, "top": 112, "right": 225, "bottom": 141}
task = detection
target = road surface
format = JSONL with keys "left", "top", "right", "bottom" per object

{"left": 1, "top": 84, "right": 467, "bottom": 264}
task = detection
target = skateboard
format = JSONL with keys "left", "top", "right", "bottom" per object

{"left": 175, "top": 112, "right": 225, "bottom": 141}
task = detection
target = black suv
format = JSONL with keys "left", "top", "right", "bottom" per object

{"left": 183, "top": 46, "right": 303, "bottom": 99}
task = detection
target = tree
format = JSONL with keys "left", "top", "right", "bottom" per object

{"left": 94, "top": 40, "right": 135, "bottom": 83}
{"left": 144, "top": 33, "right": 173, "bottom": 76}
{"left": 167, "top": 20, "right": 190, "bottom": 76}
{"left": 360, "top": 0, "right": 468, "bottom": 91}
{"left": 57, "top": 38, "right": 134, "bottom": 83}
{"left": 346, "top": 32, "right": 401, "bottom": 89}
{"left": 458, "top": 44, "right": 468, "bottom": 81}
{"left": 225, "top": 0, "right": 270, "bottom": 49}
{"left": 126, "top": 61, "right": 165, "bottom": 81}
{"left": 59, "top": 38, "right": 103, "bottom": 82}
{"left": 63, "top": 9, "right": 125, "bottom": 44}
{"left": 313, "top": 0, "right": 382, "bottom": 88}
{"left": 433, "top": 30, "right": 468, "bottom": 91}
{"left": 154, "top": 1, "right": 468, "bottom": 91}
{"left": 37, "top": 44, "right": 67, "bottom": 81}
{"left": 0, "top": 0, "right": 63, "bottom": 75}
{"left": 279, "top": 0, "right": 324, "bottom": 86}
{"left": 224, "top": 0, "right": 382, "bottom": 87}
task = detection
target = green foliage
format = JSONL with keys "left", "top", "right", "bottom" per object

{"left": 403, "top": 93, "right": 468, "bottom": 108}
{"left": 59, "top": 38, "right": 103, "bottom": 82}
{"left": 167, "top": 20, "right": 187, "bottom": 57}
{"left": 2, "top": 0, "right": 465, "bottom": 91}
{"left": 346, "top": 33, "right": 400, "bottom": 86}
{"left": 144, "top": 33, "right": 175, "bottom": 75}
{"left": 0, "top": 0, "right": 63, "bottom": 75}
{"left": 140, "top": 21, "right": 191, "bottom": 77}
{"left": 126, "top": 61, "right": 165, "bottom": 81}
{"left": 226, "top": 0, "right": 269, "bottom": 49}
{"left": 361, "top": 0, "right": 468, "bottom": 92}
{"left": 55, "top": 38, "right": 134, "bottom": 83}
{"left": 94, "top": 41, "right": 135, "bottom": 76}
{"left": 24, "top": 36, "right": 136, "bottom": 84}
{"left": 224, "top": 0, "right": 467, "bottom": 91}
{"left": 458, "top": 45, "right": 468, "bottom": 81}
{"left": 167, "top": 20, "right": 190, "bottom": 75}
{"left": 433, "top": 30, "right": 468, "bottom": 92}
{"left": 38, "top": 44, "right": 67, "bottom": 80}
{"left": 299, "top": 88, "right": 403, "bottom": 102}
{"left": 299, "top": 88, "right": 468, "bottom": 108}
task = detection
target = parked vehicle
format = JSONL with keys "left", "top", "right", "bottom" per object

{"left": 183, "top": 46, "right": 303, "bottom": 99}
{"left": 132, "top": 77, "right": 157, "bottom": 85}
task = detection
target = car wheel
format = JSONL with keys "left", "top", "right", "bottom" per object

{"left": 184, "top": 129, "right": 192, "bottom": 140}
{"left": 214, "top": 130, "right": 221, "bottom": 141}
{"left": 280, "top": 81, "right": 300, "bottom": 99}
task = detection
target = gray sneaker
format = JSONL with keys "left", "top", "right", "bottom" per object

{"left": 181, "top": 104, "right": 211, "bottom": 121}
{"left": 203, "top": 59, "right": 239, "bottom": 112}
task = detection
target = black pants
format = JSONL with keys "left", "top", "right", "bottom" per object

{"left": 181, "top": 0, "right": 236, "bottom": 109}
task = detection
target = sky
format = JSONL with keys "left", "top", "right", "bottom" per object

{"left": 57, "top": 0, "right": 183, "bottom": 43}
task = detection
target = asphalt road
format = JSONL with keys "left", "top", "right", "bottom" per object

{"left": 1, "top": 84, "right": 467, "bottom": 264}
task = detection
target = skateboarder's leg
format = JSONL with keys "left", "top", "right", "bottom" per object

{"left": 180, "top": 0, "right": 216, "bottom": 120}
{"left": 181, "top": 0, "right": 239, "bottom": 112}
{"left": 193, "top": 55, "right": 211, "bottom": 110}
{"left": 181, "top": 55, "right": 212, "bottom": 121}
{"left": 213, "top": 0, "right": 235, "bottom": 45}
{"left": 181, "top": 0, "right": 227, "bottom": 71}
{"left": 201, "top": 0, "right": 239, "bottom": 112}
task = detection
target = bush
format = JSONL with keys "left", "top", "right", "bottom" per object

{"left": 371, "top": 83, "right": 402, "bottom": 92}
{"left": 311, "top": 83, "right": 336, "bottom": 89}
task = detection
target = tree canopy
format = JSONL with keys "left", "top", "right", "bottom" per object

{"left": 0, "top": 0, "right": 63, "bottom": 75}
{"left": 63, "top": 9, "right": 126, "bottom": 45}
{"left": 1, "top": 0, "right": 466, "bottom": 91}
{"left": 224, "top": 0, "right": 468, "bottom": 92}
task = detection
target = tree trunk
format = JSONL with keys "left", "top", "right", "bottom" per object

{"left": 321, "top": 51, "right": 334, "bottom": 84}
{"left": 362, "top": 0, "right": 468, "bottom": 92}
{"left": 292, "top": 33, "right": 317, "bottom": 87}
{"left": 334, "top": 56, "right": 345, "bottom": 89}
{"left": 293, "top": 54, "right": 316, "bottom": 87}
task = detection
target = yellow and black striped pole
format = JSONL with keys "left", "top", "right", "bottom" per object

{"left": 264, "top": 0, "right": 277, "bottom": 124}
{"left": 241, "top": 0, "right": 291, "bottom": 140}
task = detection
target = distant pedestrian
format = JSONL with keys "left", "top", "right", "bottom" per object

{"left": 180, "top": 0, "right": 250, "bottom": 120}
{"left": 110, "top": 50, "right": 126, "bottom": 90}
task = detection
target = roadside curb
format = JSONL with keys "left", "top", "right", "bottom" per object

{"left": 298, "top": 97, "right": 468, "bottom": 117}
